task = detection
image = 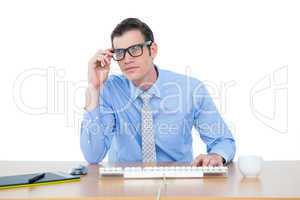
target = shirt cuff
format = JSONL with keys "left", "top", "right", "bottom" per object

{"left": 83, "top": 105, "right": 100, "bottom": 121}
{"left": 208, "top": 150, "right": 230, "bottom": 165}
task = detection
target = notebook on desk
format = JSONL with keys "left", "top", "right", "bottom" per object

{"left": 0, "top": 171, "right": 80, "bottom": 190}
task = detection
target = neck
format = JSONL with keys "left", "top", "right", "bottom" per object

{"left": 132, "top": 64, "right": 157, "bottom": 91}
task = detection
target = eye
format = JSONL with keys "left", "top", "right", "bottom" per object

{"left": 129, "top": 45, "right": 142, "bottom": 55}
{"left": 114, "top": 49, "right": 124, "bottom": 58}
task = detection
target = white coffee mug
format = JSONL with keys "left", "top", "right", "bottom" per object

{"left": 238, "top": 155, "right": 263, "bottom": 177}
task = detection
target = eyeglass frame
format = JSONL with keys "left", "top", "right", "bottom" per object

{"left": 112, "top": 40, "right": 153, "bottom": 61}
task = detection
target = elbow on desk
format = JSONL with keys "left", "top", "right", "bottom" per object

{"left": 80, "top": 143, "right": 106, "bottom": 164}
{"left": 81, "top": 151, "right": 103, "bottom": 164}
{"left": 86, "top": 157, "right": 101, "bottom": 164}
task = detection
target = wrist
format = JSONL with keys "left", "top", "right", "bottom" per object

{"left": 85, "top": 84, "right": 101, "bottom": 111}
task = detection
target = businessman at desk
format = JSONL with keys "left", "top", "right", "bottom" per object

{"left": 81, "top": 18, "right": 235, "bottom": 166}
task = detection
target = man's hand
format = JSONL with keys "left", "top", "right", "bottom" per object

{"left": 85, "top": 49, "right": 113, "bottom": 111}
{"left": 88, "top": 48, "right": 113, "bottom": 89}
{"left": 191, "top": 153, "right": 224, "bottom": 167}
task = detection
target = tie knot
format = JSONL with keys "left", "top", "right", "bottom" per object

{"left": 140, "top": 92, "right": 152, "bottom": 103}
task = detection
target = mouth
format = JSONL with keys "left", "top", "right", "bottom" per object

{"left": 124, "top": 66, "right": 139, "bottom": 73}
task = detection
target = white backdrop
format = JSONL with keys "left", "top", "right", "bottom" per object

{"left": 0, "top": 0, "right": 299, "bottom": 161}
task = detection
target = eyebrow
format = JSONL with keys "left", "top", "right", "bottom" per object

{"left": 113, "top": 42, "right": 144, "bottom": 50}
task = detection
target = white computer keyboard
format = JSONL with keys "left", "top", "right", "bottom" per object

{"left": 99, "top": 166, "right": 228, "bottom": 179}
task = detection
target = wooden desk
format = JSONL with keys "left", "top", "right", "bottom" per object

{"left": 0, "top": 161, "right": 299, "bottom": 199}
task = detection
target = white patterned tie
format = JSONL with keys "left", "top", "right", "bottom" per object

{"left": 140, "top": 92, "right": 156, "bottom": 163}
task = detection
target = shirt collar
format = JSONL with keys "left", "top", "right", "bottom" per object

{"left": 129, "top": 65, "right": 164, "bottom": 101}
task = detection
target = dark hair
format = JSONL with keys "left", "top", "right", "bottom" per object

{"left": 111, "top": 18, "right": 154, "bottom": 47}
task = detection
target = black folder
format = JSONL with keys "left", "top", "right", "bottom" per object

{"left": 0, "top": 171, "right": 80, "bottom": 190}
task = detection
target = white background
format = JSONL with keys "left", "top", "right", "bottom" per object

{"left": 0, "top": 0, "right": 299, "bottom": 161}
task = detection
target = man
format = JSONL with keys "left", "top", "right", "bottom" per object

{"left": 81, "top": 18, "right": 235, "bottom": 166}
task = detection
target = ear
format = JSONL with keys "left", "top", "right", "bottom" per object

{"left": 150, "top": 42, "right": 158, "bottom": 59}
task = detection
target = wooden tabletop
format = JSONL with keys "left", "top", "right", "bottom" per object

{"left": 0, "top": 161, "right": 299, "bottom": 199}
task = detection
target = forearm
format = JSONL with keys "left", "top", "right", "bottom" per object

{"left": 80, "top": 105, "right": 114, "bottom": 164}
{"left": 80, "top": 124, "right": 108, "bottom": 164}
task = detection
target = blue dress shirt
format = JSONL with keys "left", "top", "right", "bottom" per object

{"left": 80, "top": 66, "right": 236, "bottom": 164}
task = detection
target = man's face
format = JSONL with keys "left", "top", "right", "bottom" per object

{"left": 112, "top": 30, "right": 157, "bottom": 82}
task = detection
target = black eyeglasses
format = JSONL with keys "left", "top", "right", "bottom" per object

{"left": 112, "top": 41, "right": 152, "bottom": 61}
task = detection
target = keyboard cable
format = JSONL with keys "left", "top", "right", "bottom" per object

{"left": 156, "top": 175, "right": 167, "bottom": 200}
